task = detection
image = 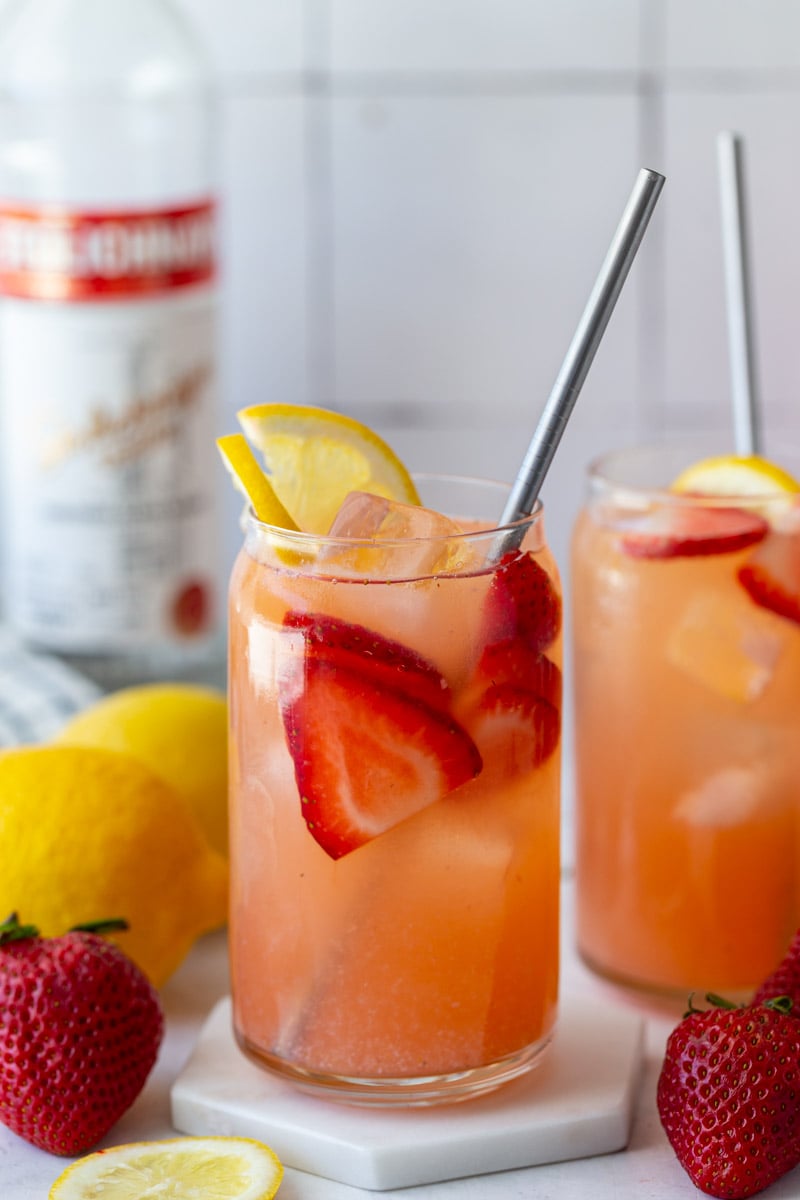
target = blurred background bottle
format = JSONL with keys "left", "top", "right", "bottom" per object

{"left": 0, "top": 0, "right": 223, "bottom": 689}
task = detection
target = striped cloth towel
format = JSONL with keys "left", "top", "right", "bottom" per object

{"left": 0, "top": 628, "right": 101, "bottom": 746}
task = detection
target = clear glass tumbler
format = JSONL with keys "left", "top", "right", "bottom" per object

{"left": 572, "top": 445, "right": 800, "bottom": 996}
{"left": 228, "top": 475, "right": 562, "bottom": 1104}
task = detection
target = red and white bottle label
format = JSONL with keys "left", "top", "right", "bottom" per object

{"left": 0, "top": 200, "right": 216, "bottom": 300}
{"left": 0, "top": 199, "right": 220, "bottom": 653}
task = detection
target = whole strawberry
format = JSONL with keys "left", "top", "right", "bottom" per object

{"left": 657, "top": 995, "right": 800, "bottom": 1199}
{"left": 752, "top": 928, "right": 800, "bottom": 1007}
{"left": 0, "top": 913, "right": 164, "bottom": 1155}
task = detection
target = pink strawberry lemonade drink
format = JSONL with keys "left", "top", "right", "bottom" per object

{"left": 572, "top": 445, "right": 800, "bottom": 996}
{"left": 228, "top": 475, "right": 562, "bottom": 1103}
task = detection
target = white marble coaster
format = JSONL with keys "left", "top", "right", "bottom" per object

{"left": 170, "top": 996, "right": 644, "bottom": 1191}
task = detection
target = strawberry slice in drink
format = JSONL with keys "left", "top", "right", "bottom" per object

{"left": 283, "top": 611, "right": 451, "bottom": 711}
{"left": 738, "top": 530, "right": 800, "bottom": 626}
{"left": 476, "top": 638, "right": 562, "bottom": 708}
{"left": 280, "top": 652, "right": 482, "bottom": 859}
{"left": 482, "top": 550, "right": 562, "bottom": 655}
{"left": 619, "top": 504, "right": 768, "bottom": 559}
{"left": 456, "top": 640, "right": 561, "bottom": 783}
{"left": 468, "top": 683, "right": 560, "bottom": 779}
{"left": 463, "top": 562, "right": 563, "bottom": 782}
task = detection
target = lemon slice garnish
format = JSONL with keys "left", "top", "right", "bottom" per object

{"left": 671, "top": 454, "right": 800, "bottom": 497}
{"left": 49, "top": 1136, "right": 283, "bottom": 1200}
{"left": 237, "top": 403, "right": 420, "bottom": 534}
{"left": 217, "top": 433, "right": 299, "bottom": 530}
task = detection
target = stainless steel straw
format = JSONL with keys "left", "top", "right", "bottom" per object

{"left": 717, "top": 131, "right": 762, "bottom": 456}
{"left": 499, "top": 166, "right": 665, "bottom": 531}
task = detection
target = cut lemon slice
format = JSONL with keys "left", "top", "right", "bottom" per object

{"left": 671, "top": 454, "right": 800, "bottom": 497}
{"left": 217, "top": 433, "right": 299, "bottom": 530}
{"left": 237, "top": 403, "right": 421, "bottom": 534}
{"left": 49, "top": 1136, "right": 283, "bottom": 1200}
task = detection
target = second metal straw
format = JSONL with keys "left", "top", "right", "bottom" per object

{"left": 500, "top": 166, "right": 665, "bottom": 528}
{"left": 717, "top": 131, "right": 762, "bottom": 457}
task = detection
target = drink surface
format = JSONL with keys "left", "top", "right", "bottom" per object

{"left": 228, "top": 496, "right": 562, "bottom": 1097}
{"left": 573, "top": 462, "right": 800, "bottom": 994}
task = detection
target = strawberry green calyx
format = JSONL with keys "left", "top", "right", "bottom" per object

{"left": 69, "top": 918, "right": 129, "bottom": 936}
{"left": 764, "top": 994, "right": 793, "bottom": 1015}
{"left": 702, "top": 991, "right": 740, "bottom": 1011}
{"left": 683, "top": 991, "right": 741, "bottom": 1018}
{"left": 0, "top": 913, "right": 130, "bottom": 945}
{"left": 0, "top": 913, "right": 39, "bottom": 944}
{"left": 684, "top": 990, "right": 794, "bottom": 1019}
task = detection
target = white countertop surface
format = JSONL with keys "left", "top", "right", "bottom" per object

{"left": 8, "top": 878, "right": 796, "bottom": 1200}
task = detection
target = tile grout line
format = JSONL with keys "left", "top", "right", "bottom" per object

{"left": 635, "top": 0, "right": 668, "bottom": 438}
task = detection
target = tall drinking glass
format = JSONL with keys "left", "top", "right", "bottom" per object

{"left": 572, "top": 445, "right": 800, "bottom": 995}
{"left": 228, "top": 475, "right": 562, "bottom": 1104}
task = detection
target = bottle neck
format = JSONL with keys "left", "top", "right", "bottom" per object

{"left": 0, "top": 0, "right": 212, "bottom": 100}
{"left": 0, "top": 0, "right": 216, "bottom": 207}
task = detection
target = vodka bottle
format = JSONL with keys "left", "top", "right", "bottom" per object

{"left": 0, "top": 0, "right": 223, "bottom": 688}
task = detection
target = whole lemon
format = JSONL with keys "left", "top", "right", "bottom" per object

{"left": 0, "top": 744, "right": 228, "bottom": 986}
{"left": 57, "top": 683, "right": 228, "bottom": 856}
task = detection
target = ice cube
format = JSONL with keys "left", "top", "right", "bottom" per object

{"left": 322, "top": 491, "right": 473, "bottom": 578}
{"left": 666, "top": 591, "right": 784, "bottom": 702}
{"left": 328, "top": 490, "right": 462, "bottom": 540}
{"left": 673, "top": 766, "right": 763, "bottom": 827}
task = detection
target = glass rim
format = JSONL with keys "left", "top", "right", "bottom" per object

{"left": 242, "top": 471, "right": 545, "bottom": 547}
{"left": 587, "top": 441, "right": 800, "bottom": 507}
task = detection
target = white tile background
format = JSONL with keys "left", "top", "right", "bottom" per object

{"left": 163, "top": 0, "right": 800, "bottom": 580}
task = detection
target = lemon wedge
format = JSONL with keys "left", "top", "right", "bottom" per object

{"left": 671, "top": 454, "right": 800, "bottom": 497}
{"left": 49, "top": 1136, "right": 283, "bottom": 1200}
{"left": 217, "top": 433, "right": 299, "bottom": 529}
{"left": 237, "top": 403, "right": 420, "bottom": 534}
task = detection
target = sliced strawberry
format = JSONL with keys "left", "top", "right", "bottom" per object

{"left": 281, "top": 657, "right": 482, "bottom": 859}
{"left": 619, "top": 505, "right": 767, "bottom": 559}
{"left": 738, "top": 531, "right": 800, "bottom": 626}
{"left": 482, "top": 551, "right": 561, "bottom": 655}
{"left": 467, "top": 557, "right": 562, "bottom": 780}
{"left": 466, "top": 683, "right": 560, "bottom": 781}
{"left": 476, "top": 638, "right": 562, "bottom": 709}
{"left": 283, "top": 611, "right": 451, "bottom": 711}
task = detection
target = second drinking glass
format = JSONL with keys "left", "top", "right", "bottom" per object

{"left": 572, "top": 444, "right": 800, "bottom": 996}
